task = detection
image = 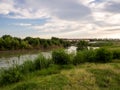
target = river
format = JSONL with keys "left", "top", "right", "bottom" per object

{"left": 0, "top": 46, "right": 77, "bottom": 68}
{"left": 0, "top": 46, "right": 99, "bottom": 68}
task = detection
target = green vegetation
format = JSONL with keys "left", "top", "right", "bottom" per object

{"left": 95, "top": 48, "right": 113, "bottom": 63}
{"left": 0, "top": 47, "right": 120, "bottom": 87}
{"left": 89, "top": 39, "right": 120, "bottom": 48}
{"left": 0, "top": 62, "right": 120, "bottom": 90}
{"left": 73, "top": 51, "right": 86, "bottom": 65}
{"left": 0, "top": 65, "right": 23, "bottom": 86}
{"left": 52, "top": 49, "right": 71, "bottom": 65}
{"left": 73, "top": 48, "right": 114, "bottom": 64}
{"left": 77, "top": 40, "right": 88, "bottom": 51}
{"left": 0, "top": 35, "right": 71, "bottom": 51}
{"left": 0, "top": 37, "right": 120, "bottom": 90}
{"left": 89, "top": 69, "right": 120, "bottom": 89}
{"left": 0, "top": 54, "right": 53, "bottom": 86}
{"left": 112, "top": 50, "right": 120, "bottom": 59}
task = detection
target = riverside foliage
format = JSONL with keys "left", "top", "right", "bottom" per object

{"left": 0, "top": 48, "right": 119, "bottom": 86}
{"left": 0, "top": 35, "right": 70, "bottom": 50}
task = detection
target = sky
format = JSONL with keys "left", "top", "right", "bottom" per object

{"left": 0, "top": 0, "right": 120, "bottom": 39}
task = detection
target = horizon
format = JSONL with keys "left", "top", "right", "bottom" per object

{"left": 0, "top": 0, "right": 120, "bottom": 39}
{"left": 1, "top": 34, "right": 120, "bottom": 40}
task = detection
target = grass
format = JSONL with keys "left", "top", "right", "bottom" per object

{"left": 0, "top": 61, "right": 120, "bottom": 90}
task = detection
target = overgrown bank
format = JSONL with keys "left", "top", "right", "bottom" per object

{"left": 0, "top": 62, "right": 120, "bottom": 90}
{"left": 0, "top": 48, "right": 120, "bottom": 90}
{"left": 0, "top": 35, "right": 70, "bottom": 51}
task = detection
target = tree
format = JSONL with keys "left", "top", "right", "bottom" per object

{"left": 77, "top": 40, "right": 88, "bottom": 51}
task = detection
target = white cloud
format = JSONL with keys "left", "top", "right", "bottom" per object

{"left": 13, "top": 23, "right": 32, "bottom": 27}
{"left": 0, "top": 0, "right": 120, "bottom": 38}
{"left": 0, "top": 0, "right": 92, "bottom": 20}
{"left": 0, "top": 2, "right": 14, "bottom": 15}
{"left": 32, "top": 18, "right": 83, "bottom": 33}
{"left": 0, "top": 0, "right": 49, "bottom": 19}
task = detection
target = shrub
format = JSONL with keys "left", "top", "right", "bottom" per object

{"left": 52, "top": 49, "right": 71, "bottom": 65}
{"left": 0, "top": 66, "right": 23, "bottom": 86}
{"left": 73, "top": 51, "right": 86, "bottom": 65}
{"left": 84, "top": 50, "right": 96, "bottom": 62}
{"left": 113, "top": 50, "right": 120, "bottom": 59}
{"left": 95, "top": 48, "right": 113, "bottom": 63}
{"left": 34, "top": 54, "right": 52, "bottom": 70}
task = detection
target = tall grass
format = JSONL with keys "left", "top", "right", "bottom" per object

{"left": 12, "top": 82, "right": 38, "bottom": 90}
{"left": 20, "top": 60, "right": 35, "bottom": 74}
{"left": 0, "top": 54, "right": 52, "bottom": 86}
{"left": 89, "top": 69, "right": 120, "bottom": 89}
{"left": 34, "top": 54, "right": 53, "bottom": 70}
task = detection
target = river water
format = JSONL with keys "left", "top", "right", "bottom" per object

{"left": 0, "top": 46, "right": 77, "bottom": 68}
{"left": 0, "top": 46, "right": 99, "bottom": 68}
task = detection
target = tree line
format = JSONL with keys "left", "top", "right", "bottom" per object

{"left": 0, "top": 35, "right": 71, "bottom": 50}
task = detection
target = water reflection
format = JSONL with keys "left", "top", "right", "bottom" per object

{"left": 0, "top": 46, "right": 77, "bottom": 68}
{"left": 0, "top": 52, "right": 51, "bottom": 68}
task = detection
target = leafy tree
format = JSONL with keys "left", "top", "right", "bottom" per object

{"left": 0, "top": 35, "right": 71, "bottom": 50}
{"left": 2, "top": 35, "right": 13, "bottom": 50}
{"left": 20, "top": 41, "right": 29, "bottom": 49}
{"left": 77, "top": 40, "right": 88, "bottom": 51}
{"left": 43, "top": 41, "right": 49, "bottom": 48}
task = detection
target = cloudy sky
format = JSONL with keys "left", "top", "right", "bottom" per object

{"left": 0, "top": 0, "right": 120, "bottom": 39}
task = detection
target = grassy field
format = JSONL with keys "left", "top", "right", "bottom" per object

{"left": 0, "top": 61, "right": 120, "bottom": 90}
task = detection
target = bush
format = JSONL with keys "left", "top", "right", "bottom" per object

{"left": 113, "top": 50, "right": 120, "bottom": 59}
{"left": 34, "top": 54, "right": 52, "bottom": 70}
{"left": 0, "top": 66, "right": 23, "bottom": 86}
{"left": 84, "top": 50, "right": 96, "bottom": 62}
{"left": 52, "top": 49, "right": 71, "bottom": 65}
{"left": 95, "top": 48, "right": 113, "bottom": 63}
{"left": 20, "top": 60, "right": 35, "bottom": 74}
{"left": 77, "top": 40, "right": 88, "bottom": 51}
{"left": 73, "top": 51, "right": 85, "bottom": 65}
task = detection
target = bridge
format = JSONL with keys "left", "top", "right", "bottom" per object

{"left": 61, "top": 38, "right": 90, "bottom": 42}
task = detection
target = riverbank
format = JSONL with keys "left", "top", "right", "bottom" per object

{"left": 0, "top": 48, "right": 120, "bottom": 89}
{"left": 0, "top": 61, "right": 120, "bottom": 90}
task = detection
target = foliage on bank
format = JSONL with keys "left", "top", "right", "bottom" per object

{"left": 0, "top": 35, "right": 71, "bottom": 50}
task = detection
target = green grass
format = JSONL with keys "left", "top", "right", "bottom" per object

{"left": 0, "top": 61, "right": 120, "bottom": 90}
